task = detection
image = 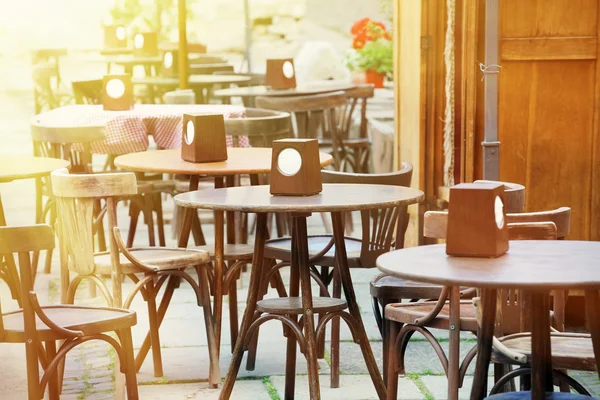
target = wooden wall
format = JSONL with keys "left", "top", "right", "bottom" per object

{"left": 473, "top": 0, "right": 600, "bottom": 240}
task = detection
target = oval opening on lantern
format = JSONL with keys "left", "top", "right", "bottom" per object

{"left": 163, "top": 52, "right": 173, "bottom": 69}
{"left": 494, "top": 195, "right": 505, "bottom": 229}
{"left": 134, "top": 33, "right": 144, "bottom": 49}
{"left": 282, "top": 61, "right": 294, "bottom": 79}
{"left": 106, "top": 79, "right": 126, "bottom": 99}
{"left": 277, "top": 148, "right": 302, "bottom": 176}
{"left": 116, "top": 26, "right": 126, "bottom": 41}
{"left": 185, "top": 120, "right": 195, "bottom": 145}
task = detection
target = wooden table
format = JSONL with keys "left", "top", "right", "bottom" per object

{"left": 0, "top": 156, "right": 70, "bottom": 300}
{"left": 114, "top": 148, "right": 334, "bottom": 382}
{"left": 377, "top": 241, "right": 600, "bottom": 400}
{"left": 175, "top": 184, "right": 424, "bottom": 400}
{"left": 132, "top": 75, "right": 251, "bottom": 104}
{"left": 213, "top": 81, "right": 356, "bottom": 106}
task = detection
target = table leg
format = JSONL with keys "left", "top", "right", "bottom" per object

{"left": 447, "top": 286, "right": 461, "bottom": 400}
{"left": 331, "top": 212, "right": 386, "bottom": 400}
{"left": 284, "top": 223, "right": 300, "bottom": 399}
{"left": 530, "top": 291, "right": 553, "bottom": 399}
{"left": 470, "top": 288, "right": 497, "bottom": 400}
{"left": 219, "top": 213, "right": 268, "bottom": 400}
{"left": 295, "top": 214, "right": 321, "bottom": 399}
{"left": 585, "top": 289, "right": 600, "bottom": 377}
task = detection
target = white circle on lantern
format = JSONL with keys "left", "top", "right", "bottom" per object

{"left": 116, "top": 26, "right": 126, "bottom": 41}
{"left": 105, "top": 79, "right": 126, "bottom": 99}
{"left": 277, "top": 148, "right": 302, "bottom": 176}
{"left": 163, "top": 52, "right": 174, "bottom": 69}
{"left": 494, "top": 196, "right": 505, "bottom": 229}
{"left": 185, "top": 120, "right": 195, "bottom": 145}
{"left": 282, "top": 61, "right": 294, "bottom": 79}
{"left": 134, "top": 33, "right": 144, "bottom": 49}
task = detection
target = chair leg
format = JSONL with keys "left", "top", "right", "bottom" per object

{"left": 330, "top": 267, "right": 342, "bottom": 388}
{"left": 43, "top": 203, "right": 57, "bottom": 274}
{"left": 197, "top": 265, "right": 221, "bottom": 387}
{"left": 45, "top": 340, "right": 60, "bottom": 400}
{"left": 380, "top": 299, "right": 397, "bottom": 385}
{"left": 245, "top": 261, "right": 270, "bottom": 371}
{"left": 143, "top": 194, "right": 156, "bottom": 247}
{"left": 146, "top": 283, "right": 164, "bottom": 377}
{"left": 317, "top": 266, "right": 329, "bottom": 360}
{"left": 229, "top": 266, "right": 239, "bottom": 354}
{"left": 120, "top": 328, "right": 140, "bottom": 399}
{"left": 154, "top": 193, "right": 166, "bottom": 247}
{"left": 387, "top": 320, "right": 400, "bottom": 400}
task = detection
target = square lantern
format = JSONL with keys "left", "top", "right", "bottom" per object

{"left": 446, "top": 182, "right": 509, "bottom": 258}
{"left": 270, "top": 139, "right": 322, "bottom": 196}
{"left": 181, "top": 113, "right": 228, "bottom": 163}
{"left": 102, "top": 74, "right": 133, "bottom": 111}
{"left": 104, "top": 25, "right": 127, "bottom": 49}
{"left": 266, "top": 58, "right": 297, "bottom": 90}
{"left": 160, "top": 50, "right": 178, "bottom": 77}
{"left": 133, "top": 32, "right": 158, "bottom": 57}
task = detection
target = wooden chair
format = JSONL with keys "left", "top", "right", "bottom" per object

{"left": 0, "top": 224, "right": 139, "bottom": 399}
{"left": 256, "top": 164, "right": 413, "bottom": 387}
{"left": 338, "top": 84, "right": 375, "bottom": 172}
{"left": 51, "top": 169, "right": 220, "bottom": 385}
{"left": 72, "top": 79, "right": 103, "bottom": 105}
{"left": 32, "top": 61, "right": 71, "bottom": 114}
{"left": 370, "top": 181, "right": 527, "bottom": 362}
{"left": 384, "top": 207, "right": 571, "bottom": 400}
{"left": 30, "top": 121, "right": 106, "bottom": 275}
{"left": 256, "top": 90, "right": 368, "bottom": 172}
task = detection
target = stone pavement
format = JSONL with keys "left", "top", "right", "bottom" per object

{"left": 1, "top": 87, "right": 599, "bottom": 399}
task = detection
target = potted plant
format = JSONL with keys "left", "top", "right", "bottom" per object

{"left": 345, "top": 18, "right": 393, "bottom": 88}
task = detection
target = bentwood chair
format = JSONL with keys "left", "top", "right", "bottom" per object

{"left": 384, "top": 207, "right": 571, "bottom": 400}
{"left": 254, "top": 164, "right": 413, "bottom": 387}
{"left": 51, "top": 169, "right": 220, "bottom": 385}
{"left": 256, "top": 91, "right": 366, "bottom": 172}
{"left": 71, "top": 79, "right": 103, "bottom": 105}
{"left": 0, "top": 224, "right": 139, "bottom": 399}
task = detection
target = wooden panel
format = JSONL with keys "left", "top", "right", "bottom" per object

{"left": 501, "top": 37, "right": 598, "bottom": 61}
{"left": 499, "top": 60, "right": 596, "bottom": 239}
{"left": 500, "top": 0, "right": 598, "bottom": 38}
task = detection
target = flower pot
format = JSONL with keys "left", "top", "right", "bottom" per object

{"left": 365, "top": 69, "right": 385, "bottom": 88}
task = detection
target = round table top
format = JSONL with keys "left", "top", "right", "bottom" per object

{"left": 213, "top": 81, "right": 356, "bottom": 98}
{"left": 132, "top": 75, "right": 251, "bottom": 87}
{"left": 0, "top": 156, "right": 70, "bottom": 183}
{"left": 114, "top": 148, "right": 333, "bottom": 176}
{"left": 174, "top": 184, "right": 424, "bottom": 213}
{"left": 377, "top": 241, "right": 600, "bottom": 290}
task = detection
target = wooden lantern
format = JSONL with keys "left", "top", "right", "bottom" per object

{"left": 181, "top": 114, "right": 228, "bottom": 163}
{"left": 446, "top": 182, "right": 509, "bottom": 258}
{"left": 104, "top": 25, "right": 127, "bottom": 49}
{"left": 133, "top": 32, "right": 158, "bottom": 56}
{"left": 265, "top": 58, "right": 297, "bottom": 90}
{"left": 102, "top": 74, "right": 134, "bottom": 111}
{"left": 160, "top": 50, "right": 178, "bottom": 76}
{"left": 270, "top": 139, "right": 322, "bottom": 196}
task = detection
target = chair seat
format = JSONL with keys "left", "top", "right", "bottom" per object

{"left": 494, "top": 332, "right": 596, "bottom": 371}
{"left": 94, "top": 247, "right": 210, "bottom": 274}
{"left": 370, "top": 273, "right": 447, "bottom": 300}
{"left": 486, "top": 392, "right": 592, "bottom": 399}
{"left": 150, "top": 179, "right": 176, "bottom": 194}
{"left": 194, "top": 243, "right": 254, "bottom": 261}
{"left": 257, "top": 297, "right": 347, "bottom": 314}
{"left": 385, "top": 300, "right": 478, "bottom": 331}
{"left": 264, "top": 235, "right": 363, "bottom": 268}
{"left": 2, "top": 305, "right": 136, "bottom": 343}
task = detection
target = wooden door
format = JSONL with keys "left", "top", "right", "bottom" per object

{"left": 492, "top": 0, "right": 600, "bottom": 240}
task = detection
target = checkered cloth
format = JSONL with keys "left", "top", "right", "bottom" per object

{"left": 34, "top": 104, "right": 249, "bottom": 155}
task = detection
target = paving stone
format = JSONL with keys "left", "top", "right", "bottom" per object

{"left": 270, "top": 374, "right": 425, "bottom": 400}
{"left": 337, "top": 340, "right": 481, "bottom": 376}
{"left": 137, "top": 344, "right": 329, "bottom": 384}
{"left": 138, "top": 380, "right": 271, "bottom": 399}
{"left": 569, "top": 371, "right": 600, "bottom": 396}
{"left": 419, "top": 376, "right": 495, "bottom": 400}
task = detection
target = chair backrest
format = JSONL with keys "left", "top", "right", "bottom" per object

{"left": 225, "top": 108, "right": 291, "bottom": 147}
{"left": 0, "top": 224, "right": 56, "bottom": 341}
{"left": 423, "top": 207, "right": 570, "bottom": 240}
{"left": 72, "top": 79, "right": 103, "bottom": 105}
{"left": 51, "top": 168, "right": 137, "bottom": 277}
{"left": 32, "top": 64, "right": 60, "bottom": 114}
{"left": 343, "top": 84, "right": 375, "bottom": 139}
{"left": 322, "top": 163, "right": 413, "bottom": 266}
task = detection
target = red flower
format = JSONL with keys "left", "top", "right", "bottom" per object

{"left": 351, "top": 17, "right": 371, "bottom": 35}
